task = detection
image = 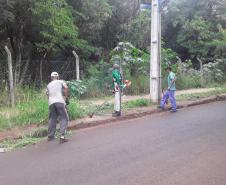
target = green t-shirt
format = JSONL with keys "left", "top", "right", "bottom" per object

{"left": 168, "top": 71, "right": 176, "bottom": 91}
{"left": 112, "top": 69, "right": 123, "bottom": 88}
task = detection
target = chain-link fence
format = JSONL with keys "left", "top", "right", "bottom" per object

{"left": 0, "top": 59, "right": 78, "bottom": 84}
{"left": 0, "top": 58, "right": 79, "bottom": 107}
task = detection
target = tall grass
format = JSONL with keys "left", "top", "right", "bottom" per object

{"left": 67, "top": 99, "right": 86, "bottom": 119}
{"left": 124, "top": 98, "right": 150, "bottom": 108}
{"left": 176, "top": 74, "right": 203, "bottom": 90}
{"left": 128, "top": 75, "right": 149, "bottom": 95}
{"left": 13, "top": 96, "right": 49, "bottom": 126}
{"left": 0, "top": 87, "right": 86, "bottom": 130}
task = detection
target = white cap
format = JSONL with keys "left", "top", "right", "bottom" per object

{"left": 51, "top": 72, "right": 59, "bottom": 77}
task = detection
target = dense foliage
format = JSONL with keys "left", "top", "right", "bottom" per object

{"left": 0, "top": 0, "right": 226, "bottom": 97}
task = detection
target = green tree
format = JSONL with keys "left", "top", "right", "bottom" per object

{"left": 110, "top": 42, "right": 149, "bottom": 76}
{"left": 32, "top": 0, "right": 79, "bottom": 52}
{"left": 211, "top": 25, "right": 226, "bottom": 58}
{"left": 177, "top": 16, "right": 215, "bottom": 59}
{"left": 120, "top": 11, "right": 151, "bottom": 49}
{"left": 68, "top": 0, "right": 112, "bottom": 46}
{"left": 0, "top": 0, "right": 35, "bottom": 85}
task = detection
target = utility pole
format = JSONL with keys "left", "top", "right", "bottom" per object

{"left": 150, "top": 0, "right": 161, "bottom": 103}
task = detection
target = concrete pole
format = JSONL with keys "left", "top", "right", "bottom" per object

{"left": 4, "top": 46, "right": 15, "bottom": 107}
{"left": 150, "top": 0, "right": 161, "bottom": 103}
{"left": 72, "top": 50, "right": 80, "bottom": 81}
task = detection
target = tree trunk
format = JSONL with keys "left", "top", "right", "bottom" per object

{"left": 4, "top": 46, "right": 15, "bottom": 107}
{"left": 19, "top": 56, "right": 30, "bottom": 85}
{"left": 197, "top": 57, "right": 204, "bottom": 85}
{"left": 15, "top": 45, "right": 22, "bottom": 86}
{"left": 40, "top": 52, "right": 48, "bottom": 87}
{"left": 40, "top": 59, "right": 43, "bottom": 86}
{"left": 19, "top": 44, "right": 32, "bottom": 85}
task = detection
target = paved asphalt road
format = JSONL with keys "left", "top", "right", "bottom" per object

{"left": 1, "top": 101, "right": 226, "bottom": 185}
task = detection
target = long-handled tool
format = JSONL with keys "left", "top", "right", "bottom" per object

{"left": 88, "top": 80, "right": 132, "bottom": 118}
{"left": 88, "top": 95, "right": 114, "bottom": 118}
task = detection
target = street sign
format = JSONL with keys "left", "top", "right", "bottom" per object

{"left": 140, "top": 0, "right": 170, "bottom": 11}
{"left": 140, "top": 3, "right": 151, "bottom": 11}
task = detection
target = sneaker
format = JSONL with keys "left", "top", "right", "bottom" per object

{"left": 59, "top": 136, "right": 68, "bottom": 143}
{"left": 47, "top": 136, "right": 55, "bottom": 141}
{"left": 170, "top": 109, "right": 177, "bottom": 113}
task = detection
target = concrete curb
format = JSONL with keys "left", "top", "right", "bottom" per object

{"left": 68, "top": 94, "right": 226, "bottom": 131}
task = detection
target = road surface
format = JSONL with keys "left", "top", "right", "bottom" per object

{"left": 0, "top": 101, "right": 226, "bottom": 185}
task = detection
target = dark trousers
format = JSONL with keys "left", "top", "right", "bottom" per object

{"left": 48, "top": 103, "right": 69, "bottom": 138}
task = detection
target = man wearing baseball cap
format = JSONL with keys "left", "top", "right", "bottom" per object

{"left": 46, "top": 72, "right": 69, "bottom": 143}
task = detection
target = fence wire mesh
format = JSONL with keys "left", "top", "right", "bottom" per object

{"left": 0, "top": 58, "right": 79, "bottom": 107}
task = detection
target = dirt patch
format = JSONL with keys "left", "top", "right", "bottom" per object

{"left": 0, "top": 125, "right": 38, "bottom": 142}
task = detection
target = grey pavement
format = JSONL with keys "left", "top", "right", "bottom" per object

{"left": 0, "top": 101, "right": 226, "bottom": 185}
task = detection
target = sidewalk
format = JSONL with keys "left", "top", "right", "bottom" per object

{"left": 85, "top": 88, "right": 217, "bottom": 106}
{"left": 0, "top": 87, "right": 225, "bottom": 142}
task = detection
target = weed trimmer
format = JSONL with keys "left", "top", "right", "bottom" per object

{"left": 88, "top": 95, "right": 114, "bottom": 118}
{"left": 88, "top": 80, "right": 132, "bottom": 118}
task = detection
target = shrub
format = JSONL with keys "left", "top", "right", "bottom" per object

{"left": 66, "top": 80, "right": 87, "bottom": 98}
{"left": 67, "top": 99, "right": 86, "bottom": 120}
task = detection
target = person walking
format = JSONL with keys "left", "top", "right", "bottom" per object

{"left": 158, "top": 66, "right": 177, "bottom": 112}
{"left": 46, "top": 72, "right": 69, "bottom": 143}
{"left": 112, "top": 64, "right": 125, "bottom": 117}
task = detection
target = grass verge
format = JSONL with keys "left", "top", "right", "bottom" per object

{"left": 177, "top": 87, "right": 226, "bottom": 101}
{"left": 123, "top": 98, "right": 151, "bottom": 109}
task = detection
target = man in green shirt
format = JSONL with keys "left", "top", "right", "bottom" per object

{"left": 112, "top": 64, "right": 125, "bottom": 117}
{"left": 159, "top": 66, "right": 177, "bottom": 112}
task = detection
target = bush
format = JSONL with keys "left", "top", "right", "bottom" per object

{"left": 82, "top": 61, "right": 112, "bottom": 98}
{"left": 66, "top": 80, "right": 87, "bottom": 98}
{"left": 67, "top": 99, "right": 86, "bottom": 120}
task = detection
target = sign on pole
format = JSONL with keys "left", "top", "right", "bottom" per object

{"left": 140, "top": 3, "right": 151, "bottom": 11}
